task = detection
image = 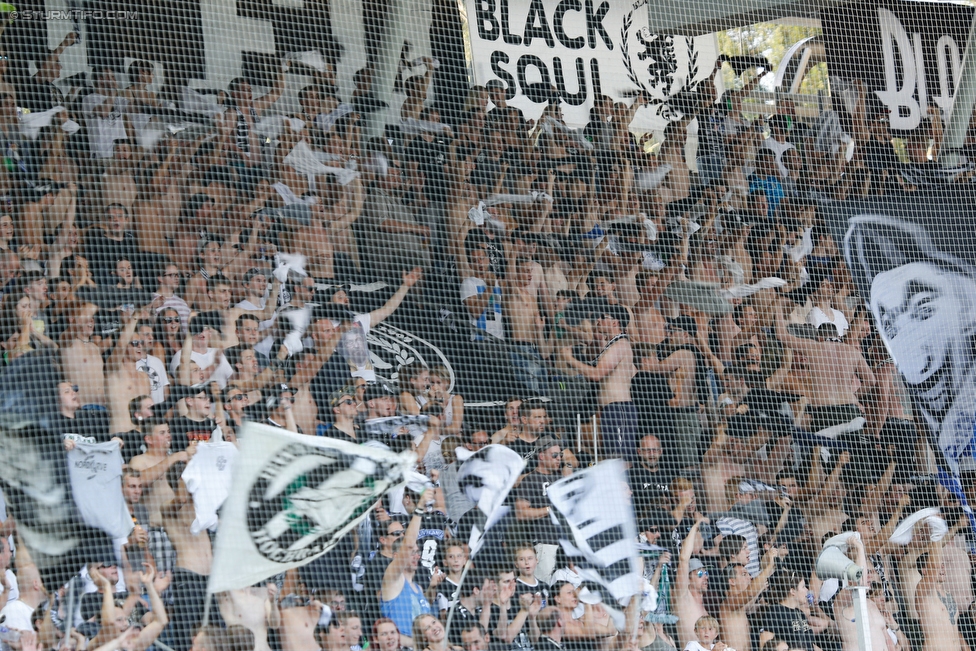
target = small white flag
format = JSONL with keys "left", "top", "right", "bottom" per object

{"left": 457, "top": 445, "right": 525, "bottom": 555}
{"left": 209, "top": 422, "right": 415, "bottom": 593}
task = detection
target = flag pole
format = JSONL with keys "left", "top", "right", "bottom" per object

{"left": 576, "top": 414, "right": 581, "bottom": 454}
{"left": 444, "top": 559, "right": 473, "bottom": 642}
{"left": 202, "top": 590, "right": 212, "bottom": 627}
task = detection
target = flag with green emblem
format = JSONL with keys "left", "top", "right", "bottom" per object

{"left": 209, "top": 422, "right": 415, "bottom": 593}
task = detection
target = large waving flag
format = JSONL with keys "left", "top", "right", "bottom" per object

{"left": 547, "top": 460, "right": 643, "bottom": 628}
{"left": 209, "top": 423, "right": 415, "bottom": 593}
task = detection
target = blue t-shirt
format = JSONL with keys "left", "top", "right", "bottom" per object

{"left": 380, "top": 578, "right": 430, "bottom": 637}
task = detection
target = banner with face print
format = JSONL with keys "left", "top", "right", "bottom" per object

{"left": 821, "top": 186, "right": 976, "bottom": 476}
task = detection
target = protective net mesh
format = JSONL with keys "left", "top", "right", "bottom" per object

{"left": 0, "top": 1, "right": 972, "bottom": 651}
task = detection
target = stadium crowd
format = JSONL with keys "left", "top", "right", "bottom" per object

{"left": 0, "top": 32, "right": 975, "bottom": 651}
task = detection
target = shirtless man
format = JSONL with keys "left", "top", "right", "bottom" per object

{"left": 833, "top": 535, "right": 893, "bottom": 651}
{"left": 640, "top": 316, "right": 699, "bottom": 468}
{"left": 631, "top": 270, "right": 671, "bottom": 348}
{"left": 61, "top": 301, "right": 106, "bottom": 408}
{"left": 560, "top": 304, "right": 637, "bottom": 460}
{"left": 491, "top": 397, "right": 522, "bottom": 444}
{"left": 106, "top": 308, "right": 152, "bottom": 434}
{"left": 218, "top": 583, "right": 281, "bottom": 651}
{"left": 675, "top": 518, "right": 710, "bottom": 648}
{"left": 163, "top": 459, "right": 214, "bottom": 651}
{"left": 290, "top": 180, "right": 362, "bottom": 281}
{"left": 720, "top": 548, "right": 780, "bottom": 651}
{"left": 507, "top": 255, "right": 551, "bottom": 396}
{"left": 774, "top": 298, "right": 876, "bottom": 433}
{"left": 129, "top": 419, "right": 195, "bottom": 528}
{"left": 280, "top": 596, "right": 329, "bottom": 651}
{"left": 701, "top": 423, "right": 753, "bottom": 515}
{"left": 916, "top": 536, "right": 964, "bottom": 651}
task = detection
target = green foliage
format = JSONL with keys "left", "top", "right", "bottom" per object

{"left": 717, "top": 23, "right": 827, "bottom": 95}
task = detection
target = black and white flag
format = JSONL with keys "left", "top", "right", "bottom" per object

{"left": 457, "top": 444, "right": 525, "bottom": 555}
{"left": 209, "top": 423, "right": 415, "bottom": 593}
{"left": 547, "top": 460, "right": 643, "bottom": 628}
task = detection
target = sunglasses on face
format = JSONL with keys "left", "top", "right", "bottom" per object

{"left": 129, "top": 340, "right": 143, "bottom": 347}
{"left": 695, "top": 570, "right": 708, "bottom": 578}
{"left": 161, "top": 316, "right": 179, "bottom": 324}
{"left": 338, "top": 399, "right": 355, "bottom": 406}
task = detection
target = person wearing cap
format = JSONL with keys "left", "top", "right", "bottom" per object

{"left": 167, "top": 381, "right": 220, "bottom": 452}
{"left": 675, "top": 519, "right": 710, "bottom": 648}
{"left": 513, "top": 436, "right": 566, "bottom": 546}
{"left": 380, "top": 487, "right": 435, "bottom": 642}
{"left": 559, "top": 303, "right": 637, "bottom": 460}
{"left": 235, "top": 268, "right": 282, "bottom": 356}
{"left": 266, "top": 384, "right": 299, "bottom": 433}
{"left": 323, "top": 386, "right": 360, "bottom": 442}
{"left": 364, "top": 381, "right": 398, "bottom": 420}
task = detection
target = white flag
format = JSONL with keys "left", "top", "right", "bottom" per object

{"left": 457, "top": 445, "right": 525, "bottom": 555}
{"left": 209, "top": 422, "right": 415, "bottom": 593}
{"left": 547, "top": 460, "right": 643, "bottom": 628}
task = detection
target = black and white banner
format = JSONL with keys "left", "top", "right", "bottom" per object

{"left": 210, "top": 423, "right": 415, "bottom": 593}
{"left": 822, "top": 187, "right": 976, "bottom": 477}
{"left": 547, "top": 460, "right": 642, "bottom": 627}
{"left": 464, "top": 0, "right": 717, "bottom": 129}
{"left": 822, "top": 0, "right": 974, "bottom": 131}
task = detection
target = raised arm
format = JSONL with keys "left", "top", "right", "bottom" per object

{"left": 369, "top": 268, "right": 421, "bottom": 325}
{"left": 724, "top": 547, "right": 780, "bottom": 610}
{"left": 254, "top": 62, "right": 287, "bottom": 114}
{"left": 676, "top": 519, "right": 703, "bottom": 597}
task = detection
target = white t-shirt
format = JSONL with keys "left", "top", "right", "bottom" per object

{"left": 0, "top": 599, "right": 33, "bottom": 631}
{"left": 82, "top": 94, "right": 129, "bottom": 159}
{"left": 136, "top": 355, "right": 170, "bottom": 404}
{"left": 170, "top": 348, "right": 234, "bottom": 389}
{"left": 460, "top": 277, "right": 504, "bottom": 340}
{"left": 181, "top": 440, "right": 238, "bottom": 535}
{"left": 0, "top": 569, "right": 18, "bottom": 603}
{"left": 807, "top": 307, "right": 849, "bottom": 338}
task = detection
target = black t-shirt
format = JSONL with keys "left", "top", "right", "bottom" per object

{"left": 628, "top": 463, "right": 673, "bottom": 517}
{"left": 405, "top": 136, "right": 449, "bottom": 203}
{"left": 361, "top": 551, "right": 392, "bottom": 601}
{"left": 51, "top": 410, "right": 111, "bottom": 444}
{"left": 416, "top": 511, "right": 451, "bottom": 575}
{"left": 167, "top": 416, "right": 216, "bottom": 452}
{"left": 506, "top": 436, "right": 540, "bottom": 472}
{"left": 513, "top": 471, "right": 560, "bottom": 544}
{"left": 20, "top": 79, "right": 64, "bottom": 113}
{"left": 514, "top": 577, "right": 550, "bottom": 609}
{"left": 83, "top": 230, "right": 140, "bottom": 286}
{"left": 753, "top": 604, "right": 814, "bottom": 651}
{"left": 448, "top": 601, "right": 482, "bottom": 645}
